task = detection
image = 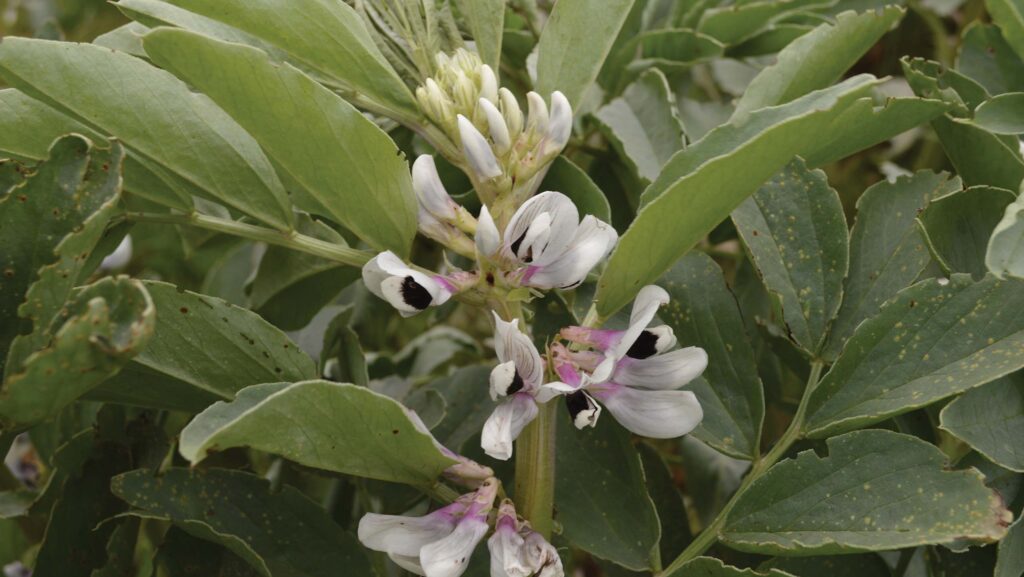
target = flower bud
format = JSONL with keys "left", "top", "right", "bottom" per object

{"left": 500, "top": 88, "right": 524, "bottom": 141}
{"left": 412, "top": 155, "right": 458, "bottom": 221}
{"left": 526, "top": 91, "right": 549, "bottom": 137}
{"left": 545, "top": 91, "right": 572, "bottom": 155}
{"left": 458, "top": 114, "right": 502, "bottom": 180}
{"left": 479, "top": 64, "right": 499, "bottom": 104}
{"left": 479, "top": 98, "right": 511, "bottom": 154}
{"left": 475, "top": 204, "right": 501, "bottom": 257}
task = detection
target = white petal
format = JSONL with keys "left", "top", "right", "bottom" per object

{"left": 481, "top": 394, "right": 539, "bottom": 461}
{"left": 490, "top": 360, "right": 518, "bottom": 400}
{"left": 607, "top": 285, "right": 670, "bottom": 362}
{"left": 99, "top": 235, "right": 132, "bottom": 271}
{"left": 648, "top": 325, "right": 677, "bottom": 354}
{"left": 358, "top": 510, "right": 456, "bottom": 556}
{"left": 524, "top": 215, "right": 617, "bottom": 289}
{"left": 518, "top": 212, "right": 553, "bottom": 262}
{"left": 458, "top": 114, "right": 502, "bottom": 180}
{"left": 534, "top": 381, "right": 578, "bottom": 403}
{"left": 523, "top": 531, "right": 564, "bottom": 577}
{"left": 600, "top": 387, "right": 703, "bottom": 439}
{"left": 526, "top": 91, "right": 549, "bottom": 135}
{"left": 488, "top": 526, "right": 531, "bottom": 577}
{"left": 590, "top": 356, "right": 616, "bottom": 384}
{"left": 480, "top": 99, "right": 511, "bottom": 154}
{"left": 390, "top": 553, "right": 428, "bottom": 575}
{"left": 503, "top": 191, "right": 579, "bottom": 263}
{"left": 544, "top": 91, "right": 572, "bottom": 153}
{"left": 475, "top": 205, "right": 501, "bottom": 256}
{"left": 413, "top": 155, "right": 457, "bottom": 220}
{"left": 479, "top": 64, "right": 499, "bottom": 103}
{"left": 500, "top": 87, "right": 523, "bottom": 139}
{"left": 419, "top": 516, "right": 489, "bottom": 577}
{"left": 491, "top": 311, "right": 544, "bottom": 387}
{"left": 363, "top": 252, "right": 451, "bottom": 316}
{"left": 612, "top": 347, "right": 708, "bottom": 390}
{"left": 565, "top": 390, "right": 601, "bottom": 430}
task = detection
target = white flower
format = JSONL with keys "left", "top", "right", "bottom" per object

{"left": 481, "top": 312, "right": 548, "bottom": 460}
{"left": 502, "top": 191, "right": 617, "bottom": 289}
{"left": 543, "top": 91, "right": 572, "bottom": 156}
{"left": 458, "top": 114, "right": 502, "bottom": 180}
{"left": 549, "top": 286, "right": 707, "bottom": 439}
{"left": 362, "top": 251, "right": 454, "bottom": 317}
{"left": 487, "top": 500, "right": 564, "bottom": 577}
{"left": 413, "top": 155, "right": 459, "bottom": 222}
{"left": 358, "top": 480, "right": 497, "bottom": 577}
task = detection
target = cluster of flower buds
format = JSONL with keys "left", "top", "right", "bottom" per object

{"left": 415, "top": 48, "right": 573, "bottom": 208}
{"left": 359, "top": 478, "right": 563, "bottom": 577}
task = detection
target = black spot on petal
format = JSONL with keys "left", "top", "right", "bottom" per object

{"left": 507, "top": 372, "right": 525, "bottom": 395}
{"left": 626, "top": 330, "right": 659, "bottom": 359}
{"left": 565, "top": 391, "right": 592, "bottom": 421}
{"left": 400, "top": 276, "right": 433, "bottom": 310}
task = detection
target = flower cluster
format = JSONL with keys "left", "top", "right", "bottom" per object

{"left": 358, "top": 47, "right": 709, "bottom": 577}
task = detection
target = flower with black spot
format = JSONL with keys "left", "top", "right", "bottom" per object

{"left": 362, "top": 251, "right": 454, "bottom": 317}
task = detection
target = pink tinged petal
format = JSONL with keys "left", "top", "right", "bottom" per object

{"left": 559, "top": 326, "right": 623, "bottom": 351}
{"left": 608, "top": 285, "right": 670, "bottom": 362}
{"left": 479, "top": 98, "right": 511, "bottom": 153}
{"left": 491, "top": 312, "right": 544, "bottom": 388}
{"left": 458, "top": 114, "right": 502, "bottom": 180}
{"left": 419, "top": 515, "right": 490, "bottom": 577}
{"left": 488, "top": 518, "right": 531, "bottom": 577}
{"left": 357, "top": 508, "right": 458, "bottom": 556}
{"left": 503, "top": 191, "right": 579, "bottom": 263}
{"left": 413, "top": 155, "right": 457, "bottom": 221}
{"left": 524, "top": 215, "right": 617, "bottom": 289}
{"left": 481, "top": 394, "right": 539, "bottom": 460}
{"left": 597, "top": 387, "right": 703, "bottom": 439}
{"left": 475, "top": 205, "right": 501, "bottom": 256}
{"left": 612, "top": 347, "right": 708, "bottom": 390}
{"left": 544, "top": 91, "right": 572, "bottom": 154}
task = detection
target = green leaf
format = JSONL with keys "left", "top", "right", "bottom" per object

{"left": 801, "top": 96, "right": 952, "bottom": 168}
{"left": 918, "top": 185, "right": 1016, "bottom": 278}
{"left": 149, "top": 0, "right": 417, "bottom": 117}
{"left": 805, "top": 274, "right": 1024, "bottom": 438}
{"left": 940, "top": 373, "right": 1024, "bottom": 472}
{"left": 595, "top": 74, "right": 879, "bottom": 317}
{"left": 608, "top": 28, "right": 726, "bottom": 87}
{"left": 735, "top": 7, "right": 904, "bottom": 116}
{"left": 452, "top": 0, "right": 504, "bottom": 69}
{"left": 249, "top": 215, "right": 360, "bottom": 331}
{"left": 903, "top": 57, "right": 1024, "bottom": 191}
{"left": 0, "top": 89, "right": 194, "bottom": 211}
{"left": 761, "top": 554, "right": 893, "bottom": 577}
{"left": 426, "top": 365, "right": 494, "bottom": 452}
{"left": 144, "top": 28, "right": 418, "bottom": 256}
{"left": 320, "top": 307, "right": 370, "bottom": 388}
{"left": 0, "top": 38, "right": 294, "bottom": 230}
{"left": 957, "top": 23, "right": 1024, "bottom": 96}
{"left": 727, "top": 24, "right": 814, "bottom": 58}
{"left": 660, "top": 253, "right": 765, "bottom": 460}
{"left": 987, "top": 192, "right": 1024, "bottom": 280}
{"left": 111, "top": 467, "right": 372, "bottom": 577}
{"left": 637, "top": 444, "right": 694, "bottom": 561}
{"left": 822, "top": 171, "right": 958, "bottom": 361}
{"left": 721, "top": 430, "right": 1011, "bottom": 554}
{"left": 593, "top": 69, "right": 685, "bottom": 183}
{"left": 89, "top": 280, "right": 316, "bottom": 412}
{"left": 0, "top": 278, "right": 155, "bottom": 432}
{"left": 179, "top": 380, "right": 456, "bottom": 486}
{"left": 91, "top": 517, "right": 141, "bottom": 577}
{"left": 987, "top": 0, "right": 1024, "bottom": 62}
{"left": 93, "top": 22, "right": 149, "bottom": 58}
{"left": 732, "top": 157, "right": 849, "bottom": 355}
{"left": 534, "top": 0, "right": 636, "bottom": 107}
{"left": 1, "top": 135, "right": 125, "bottom": 377}
{"left": 555, "top": 415, "right": 660, "bottom": 571}
{"left": 153, "top": 527, "right": 261, "bottom": 577}
{"left": 997, "top": 514, "right": 1024, "bottom": 577}
{"left": 697, "top": 0, "right": 832, "bottom": 46}
{"left": 665, "top": 557, "right": 795, "bottom": 577}
{"left": 972, "top": 92, "right": 1024, "bottom": 134}
{"left": 539, "top": 156, "right": 613, "bottom": 224}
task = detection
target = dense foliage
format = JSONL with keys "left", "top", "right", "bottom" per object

{"left": 1, "top": 0, "right": 1024, "bottom": 576}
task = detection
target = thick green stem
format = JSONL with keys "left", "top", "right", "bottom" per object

{"left": 514, "top": 400, "right": 557, "bottom": 537}
{"left": 658, "top": 361, "right": 825, "bottom": 576}
{"left": 124, "top": 211, "right": 373, "bottom": 268}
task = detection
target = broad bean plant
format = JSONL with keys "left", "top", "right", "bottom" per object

{"left": 1, "top": 0, "right": 1023, "bottom": 576}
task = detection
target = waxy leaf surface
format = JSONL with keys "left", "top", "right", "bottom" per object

{"left": 941, "top": 373, "right": 1024, "bottom": 472}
